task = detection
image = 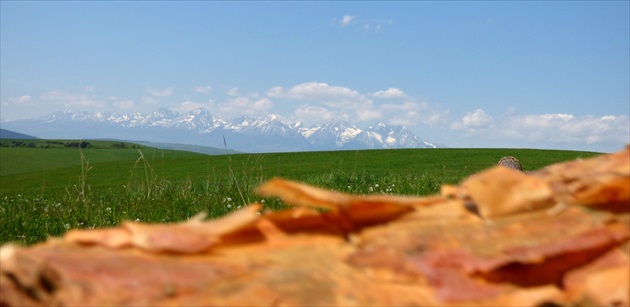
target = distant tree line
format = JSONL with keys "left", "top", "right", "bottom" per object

{"left": 0, "top": 140, "right": 39, "bottom": 148}
{"left": 0, "top": 140, "right": 142, "bottom": 149}
{"left": 0, "top": 140, "right": 35, "bottom": 147}
{"left": 0, "top": 140, "right": 92, "bottom": 148}
{"left": 64, "top": 141, "right": 92, "bottom": 148}
{"left": 112, "top": 142, "right": 127, "bottom": 149}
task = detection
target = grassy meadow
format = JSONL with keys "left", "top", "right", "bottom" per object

{"left": 0, "top": 139, "right": 602, "bottom": 245}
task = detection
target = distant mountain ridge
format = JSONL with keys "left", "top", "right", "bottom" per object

{"left": 0, "top": 129, "right": 39, "bottom": 140}
{"left": 1, "top": 108, "right": 439, "bottom": 153}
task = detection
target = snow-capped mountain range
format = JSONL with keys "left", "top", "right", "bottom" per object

{"left": 1, "top": 108, "right": 438, "bottom": 153}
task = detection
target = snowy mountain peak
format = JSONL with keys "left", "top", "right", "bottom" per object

{"left": 256, "top": 114, "right": 281, "bottom": 126}
{"left": 3, "top": 108, "right": 439, "bottom": 153}
{"left": 151, "top": 107, "right": 179, "bottom": 118}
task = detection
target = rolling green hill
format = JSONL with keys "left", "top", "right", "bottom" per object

{"left": 1, "top": 143, "right": 599, "bottom": 194}
{"left": 0, "top": 139, "right": 199, "bottom": 177}
{"left": 0, "top": 142, "right": 602, "bottom": 246}
{"left": 130, "top": 140, "right": 240, "bottom": 156}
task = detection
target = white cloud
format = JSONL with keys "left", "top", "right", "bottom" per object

{"left": 379, "top": 100, "right": 449, "bottom": 126}
{"left": 373, "top": 19, "right": 394, "bottom": 32}
{"left": 253, "top": 97, "right": 273, "bottom": 110}
{"left": 227, "top": 87, "right": 240, "bottom": 97}
{"left": 507, "top": 114, "right": 628, "bottom": 145}
{"left": 196, "top": 93, "right": 274, "bottom": 119}
{"left": 450, "top": 111, "right": 629, "bottom": 152}
{"left": 335, "top": 15, "right": 393, "bottom": 32}
{"left": 370, "top": 88, "right": 406, "bottom": 99}
{"left": 175, "top": 100, "right": 211, "bottom": 113}
{"left": 147, "top": 87, "right": 174, "bottom": 97}
{"left": 113, "top": 99, "right": 135, "bottom": 110}
{"left": 193, "top": 85, "right": 212, "bottom": 94}
{"left": 269, "top": 82, "right": 374, "bottom": 122}
{"left": 451, "top": 109, "right": 494, "bottom": 130}
{"left": 268, "top": 82, "right": 371, "bottom": 111}
{"left": 339, "top": 15, "right": 355, "bottom": 27}
{"left": 141, "top": 96, "right": 159, "bottom": 105}
{"left": 267, "top": 86, "right": 283, "bottom": 98}
{"left": 108, "top": 96, "right": 136, "bottom": 110}
{"left": 356, "top": 108, "right": 382, "bottom": 121}
{"left": 268, "top": 82, "right": 362, "bottom": 101}
{"left": 221, "top": 96, "right": 272, "bottom": 116}
{"left": 40, "top": 90, "right": 103, "bottom": 108}
{"left": 293, "top": 105, "right": 336, "bottom": 124}
{"left": 84, "top": 85, "right": 96, "bottom": 92}
{"left": 520, "top": 113, "right": 574, "bottom": 128}
{"left": 270, "top": 82, "right": 447, "bottom": 127}
{"left": 9, "top": 95, "right": 33, "bottom": 105}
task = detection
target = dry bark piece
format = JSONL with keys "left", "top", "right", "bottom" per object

{"left": 347, "top": 206, "right": 629, "bottom": 304}
{"left": 450, "top": 146, "right": 630, "bottom": 218}
{"left": 462, "top": 166, "right": 554, "bottom": 218}
{"left": 66, "top": 204, "right": 262, "bottom": 253}
{"left": 563, "top": 248, "right": 629, "bottom": 306}
{"left": 261, "top": 207, "right": 348, "bottom": 237}
{"left": 542, "top": 145, "right": 630, "bottom": 208}
{"left": 65, "top": 228, "right": 132, "bottom": 249}
{"left": 256, "top": 179, "right": 421, "bottom": 231}
{"left": 1, "top": 243, "right": 253, "bottom": 306}
{"left": 257, "top": 178, "right": 352, "bottom": 210}
{"left": 257, "top": 178, "right": 448, "bottom": 210}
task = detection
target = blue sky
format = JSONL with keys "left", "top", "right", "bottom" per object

{"left": 1, "top": 1, "right": 628, "bottom": 152}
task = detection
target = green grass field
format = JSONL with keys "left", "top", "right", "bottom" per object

{"left": 0, "top": 139, "right": 601, "bottom": 245}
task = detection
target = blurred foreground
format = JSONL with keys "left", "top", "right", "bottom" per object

{"left": 1, "top": 146, "right": 629, "bottom": 306}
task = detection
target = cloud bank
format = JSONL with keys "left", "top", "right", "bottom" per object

{"left": 267, "top": 82, "right": 448, "bottom": 126}
{"left": 147, "top": 87, "right": 174, "bottom": 97}
{"left": 40, "top": 91, "right": 103, "bottom": 108}
{"left": 452, "top": 108, "right": 629, "bottom": 151}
